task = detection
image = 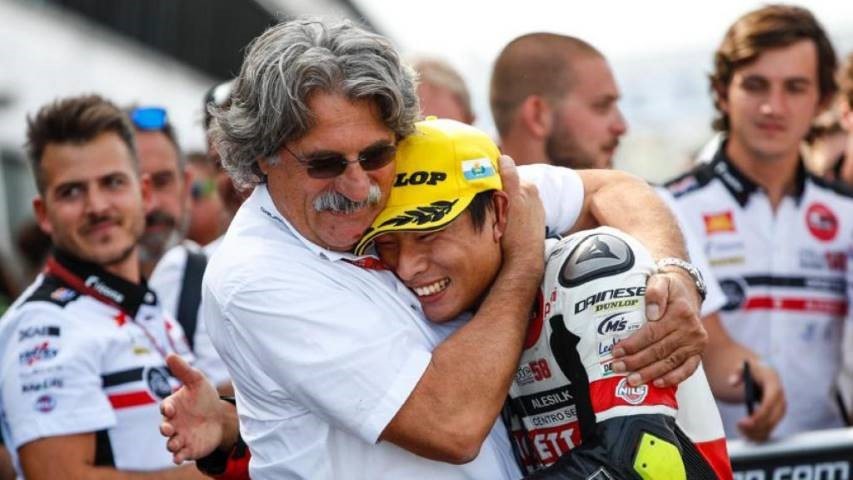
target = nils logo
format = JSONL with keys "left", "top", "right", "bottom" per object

{"left": 615, "top": 377, "right": 648, "bottom": 405}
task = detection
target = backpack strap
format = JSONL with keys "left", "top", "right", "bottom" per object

{"left": 176, "top": 247, "right": 208, "bottom": 350}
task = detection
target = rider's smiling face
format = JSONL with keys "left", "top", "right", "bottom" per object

{"left": 374, "top": 194, "right": 508, "bottom": 323}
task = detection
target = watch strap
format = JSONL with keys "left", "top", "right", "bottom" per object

{"left": 656, "top": 257, "right": 707, "bottom": 302}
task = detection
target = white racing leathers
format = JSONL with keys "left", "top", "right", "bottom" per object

{"left": 506, "top": 227, "right": 732, "bottom": 480}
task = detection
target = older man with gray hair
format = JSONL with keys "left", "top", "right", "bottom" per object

{"left": 162, "top": 18, "right": 711, "bottom": 479}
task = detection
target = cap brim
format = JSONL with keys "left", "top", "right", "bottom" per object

{"left": 354, "top": 194, "right": 475, "bottom": 255}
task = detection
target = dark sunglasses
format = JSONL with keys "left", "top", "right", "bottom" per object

{"left": 131, "top": 107, "right": 168, "bottom": 131}
{"left": 282, "top": 143, "right": 396, "bottom": 179}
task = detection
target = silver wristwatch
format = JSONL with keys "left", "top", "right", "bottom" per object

{"left": 656, "top": 257, "right": 707, "bottom": 302}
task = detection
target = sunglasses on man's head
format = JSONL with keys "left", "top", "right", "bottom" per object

{"left": 131, "top": 107, "right": 169, "bottom": 131}
{"left": 282, "top": 143, "right": 396, "bottom": 179}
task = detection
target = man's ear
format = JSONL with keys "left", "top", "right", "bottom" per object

{"left": 490, "top": 190, "right": 510, "bottom": 242}
{"left": 32, "top": 195, "right": 53, "bottom": 236}
{"left": 258, "top": 156, "right": 272, "bottom": 176}
{"left": 518, "top": 95, "right": 553, "bottom": 140}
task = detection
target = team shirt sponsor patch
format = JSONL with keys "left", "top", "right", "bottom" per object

{"left": 146, "top": 366, "right": 173, "bottom": 400}
{"left": 18, "top": 325, "right": 60, "bottom": 342}
{"left": 21, "top": 377, "right": 63, "bottom": 393}
{"left": 34, "top": 394, "right": 56, "bottom": 413}
{"left": 719, "top": 278, "right": 747, "bottom": 311}
{"left": 18, "top": 341, "right": 59, "bottom": 366}
{"left": 799, "top": 249, "right": 846, "bottom": 272}
{"left": 805, "top": 203, "right": 838, "bottom": 242}
{"left": 703, "top": 211, "right": 736, "bottom": 235}
{"left": 84, "top": 275, "right": 125, "bottom": 303}
{"left": 461, "top": 158, "right": 495, "bottom": 180}
{"left": 50, "top": 287, "right": 76, "bottom": 302}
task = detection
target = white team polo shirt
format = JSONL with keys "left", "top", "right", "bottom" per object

{"left": 667, "top": 146, "right": 853, "bottom": 437}
{"left": 0, "top": 250, "right": 193, "bottom": 473}
{"left": 203, "top": 165, "right": 584, "bottom": 479}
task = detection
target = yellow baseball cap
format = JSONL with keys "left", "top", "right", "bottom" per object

{"left": 354, "top": 118, "right": 502, "bottom": 255}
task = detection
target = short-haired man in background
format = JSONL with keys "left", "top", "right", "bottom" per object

{"left": 184, "top": 152, "right": 227, "bottom": 247}
{"left": 491, "top": 33, "right": 626, "bottom": 170}
{"left": 0, "top": 95, "right": 201, "bottom": 478}
{"left": 665, "top": 4, "right": 853, "bottom": 438}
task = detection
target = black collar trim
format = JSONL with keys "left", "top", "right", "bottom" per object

{"left": 710, "top": 143, "right": 807, "bottom": 207}
{"left": 48, "top": 249, "right": 156, "bottom": 317}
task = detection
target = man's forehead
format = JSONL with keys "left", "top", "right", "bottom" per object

{"left": 136, "top": 131, "right": 180, "bottom": 171}
{"left": 42, "top": 143, "right": 135, "bottom": 190}
{"left": 301, "top": 93, "right": 394, "bottom": 144}
{"left": 376, "top": 213, "right": 466, "bottom": 244}
{"left": 566, "top": 58, "right": 619, "bottom": 99}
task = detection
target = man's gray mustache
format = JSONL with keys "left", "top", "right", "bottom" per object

{"left": 313, "top": 184, "right": 382, "bottom": 214}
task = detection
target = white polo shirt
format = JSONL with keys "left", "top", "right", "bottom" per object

{"left": 0, "top": 250, "right": 193, "bottom": 474}
{"left": 666, "top": 146, "right": 853, "bottom": 437}
{"left": 203, "top": 165, "right": 584, "bottom": 479}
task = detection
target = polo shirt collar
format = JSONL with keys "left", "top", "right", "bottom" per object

{"left": 48, "top": 248, "right": 155, "bottom": 317}
{"left": 711, "top": 141, "right": 808, "bottom": 207}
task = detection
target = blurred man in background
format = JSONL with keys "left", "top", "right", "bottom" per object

{"left": 490, "top": 31, "right": 785, "bottom": 441}
{"left": 490, "top": 33, "right": 626, "bottom": 170}
{"left": 129, "top": 106, "right": 191, "bottom": 279}
{"left": 148, "top": 85, "right": 237, "bottom": 393}
{"left": 0, "top": 94, "right": 201, "bottom": 478}
{"left": 184, "top": 152, "right": 227, "bottom": 247}
{"left": 835, "top": 51, "right": 853, "bottom": 187}
{"left": 409, "top": 56, "right": 475, "bottom": 124}
{"left": 665, "top": 4, "right": 853, "bottom": 438}
{"left": 803, "top": 108, "right": 847, "bottom": 182}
